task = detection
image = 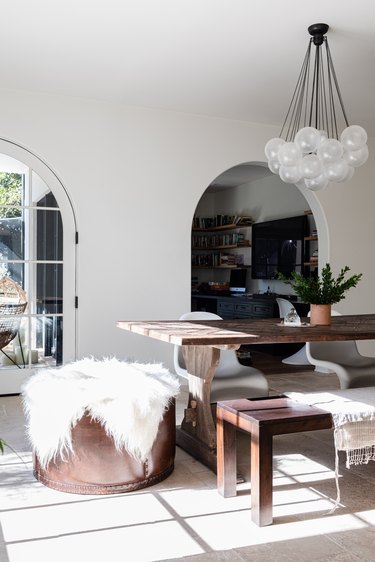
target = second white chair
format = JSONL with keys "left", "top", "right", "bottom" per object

{"left": 173, "top": 311, "right": 269, "bottom": 402}
{"left": 306, "top": 340, "right": 375, "bottom": 389}
{"left": 276, "top": 297, "right": 343, "bottom": 373}
{"left": 276, "top": 298, "right": 310, "bottom": 365}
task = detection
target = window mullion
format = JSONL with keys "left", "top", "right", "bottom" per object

{"left": 26, "top": 167, "right": 33, "bottom": 366}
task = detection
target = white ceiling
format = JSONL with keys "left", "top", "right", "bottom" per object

{"left": 1, "top": 0, "right": 375, "bottom": 195}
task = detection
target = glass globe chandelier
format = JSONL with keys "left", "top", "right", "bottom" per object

{"left": 265, "top": 23, "right": 369, "bottom": 191}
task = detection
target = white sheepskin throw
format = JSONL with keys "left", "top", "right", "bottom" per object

{"left": 22, "top": 357, "right": 180, "bottom": 469}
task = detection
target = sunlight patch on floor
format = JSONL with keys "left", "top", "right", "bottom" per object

{"left": 273, "top": 453, "right": 336, "bottom": 484}
{"left": 186, "top": 510, "right": 368, "bottom": 551}
{"left": 160, "top": 487, "right": 251, "bottom": 517}
{"left": 1, "top": 493, "right": 173, "bottom": 542}
{"left": 5, "top": 520, "right": 204, "bottom": 562}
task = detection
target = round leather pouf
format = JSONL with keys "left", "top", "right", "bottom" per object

{"left": 33, "top": 400, "right": 176, "bottom": 494}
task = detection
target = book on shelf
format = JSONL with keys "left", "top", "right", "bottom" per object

{"left": 218, "top": 252, "right": 237, "bottom": 267}
{"left": 192, "top": 214, "right": 253, "bottom": 229}
{"left": 236, "top": 216, "right": 253, "bottom": 226}
{"left": 192, "top": 231, "right": 250, "bottom": 248}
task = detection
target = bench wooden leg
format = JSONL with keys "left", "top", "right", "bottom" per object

{"left": 217, "top": 416, "right": 237, "bottom": 497}
{"left": 250, "top": 426, "right": 273, "bottom": 526}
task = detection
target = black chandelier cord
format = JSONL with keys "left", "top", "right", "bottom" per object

{"left": 279, "top": 33, "right": 350, "bottom": 142}
{"left": 326, "top": 40, "right": 338, "bottom": 139}
{"left": 293, "top": 50, "right": 311, "bottom": 139}
{"left": 309, "top": 39, "right": 320, "bottom": 129}
{"left": 280, "top": 40, "right": 311, "bottom": 140}
{"left": 326, "top": 39, "right": 350, "bottom": 129}
{"left": 314, "top": 39, "right": 329, "bottom": 134}
{"left": 318, "top": 47, "right": 329, "bottom": 134}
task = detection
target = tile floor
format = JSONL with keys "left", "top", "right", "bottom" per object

{"left": 1, "top": 365, "right": 375, "bottom": 561}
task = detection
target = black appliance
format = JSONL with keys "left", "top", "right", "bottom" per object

{"left": 229, "top": 268, "right": 247, "bottom": 294}
{"left": 251, "top": 215, "right": 308, "bottom": 280}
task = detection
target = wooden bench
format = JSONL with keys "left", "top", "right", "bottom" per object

{"left": 216, "top": 397, "right": 333, "bottom": 526}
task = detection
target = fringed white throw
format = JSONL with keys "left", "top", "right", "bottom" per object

{"left": 286, "top": 388, "right": 375, "bottom": 511}
{"left": 22, "top": 357, "right": 180, "bottom": 469}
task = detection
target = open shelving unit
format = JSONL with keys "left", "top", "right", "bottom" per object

{"left": 303, "top": 211, "right": 318, "bottom": 271}
{"left": 192, "top": 215, "right": 252, "bottom": 270}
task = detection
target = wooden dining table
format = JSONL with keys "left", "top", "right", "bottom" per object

{"left": 117, "top": 314, "right": 375, "bottom": 471}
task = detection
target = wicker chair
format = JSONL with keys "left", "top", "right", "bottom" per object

{"left": 0, "top": 276, "right": 27, "bottom": 303}
{"left": 0, "top": 278, "right": 27, "bottom": 368}
{"left": 0, "top": 302, "right": 27, "bottom": 366}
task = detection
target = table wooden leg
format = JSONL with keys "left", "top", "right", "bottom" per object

{"left": 178, "top": 345, "right": 220, "bottom": 464}
{"left": 250, "top": 426, "right": 273, "bottom": 526}
{"left": 217, "top": 414, "right": 237, "bottom": 497}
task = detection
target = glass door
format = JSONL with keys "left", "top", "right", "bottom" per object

{"left": 0, "top": 150, "right": 76, "bottom": 394}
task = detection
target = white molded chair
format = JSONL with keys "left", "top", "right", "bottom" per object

{"left": 173, "top": 311, "right": 269, "bottom": 402}
{"left": 276, "top": 298, "right": 343, "bottom": 374}
{"left": 276, "top": 298, "right": 310, "bottom": 365}
{"left": 306, "top": 340, "right": 375, "bottom": 389}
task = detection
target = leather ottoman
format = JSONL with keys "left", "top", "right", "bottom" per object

{"left": 33, "top": 399, "right": 176, "bottom": 494}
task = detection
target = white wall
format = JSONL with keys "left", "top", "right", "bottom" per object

{"left": 0, "top": 88, "right": 373, "bottom": 368}
{"left": 202, "top": 173, "right": 308, "bottom": 222}
{"left": 314, "top": 137, "right": 375, "bottom": 355}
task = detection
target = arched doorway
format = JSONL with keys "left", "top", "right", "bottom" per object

{"left": 191, "top": 161, "right": 328, "bottom": 297}
{"left": 0, "top": 139, "right": 76, "bottom": 394}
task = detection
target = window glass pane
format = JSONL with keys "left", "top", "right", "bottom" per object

{"left": 0, "top": 315, "right": 62, "bottom": 369}
{"left": 36, "top": 263, "right": 63, "bottom": 308}
{"left": 0, "top": 264, "right": 25, "bottom": 289}
{"left": 0, "top": 171, "right": 24, "bottom": 209}
{"left": 0, "top": 312, "right": 27, "bottom": 369}
{"left": 35, "top": 209, "right": 63, "bottom": 261}
{"left": 0, "top": 215, "right": 25, "bottom": 262}
{"left": 33, "top": 315, "right": 63, "bottom": 367}
{"left": 32, "top": 172, "right": 58, "bottom": 207}
{"left": 0, "top": 172, "right": 25, "bottom": 262}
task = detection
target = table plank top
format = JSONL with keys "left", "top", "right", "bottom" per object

{"left": 117, "top": 314, "right": 375, "bottom": 347}
{"left": 216, "top": 397, "right": 333, "bottom": 425}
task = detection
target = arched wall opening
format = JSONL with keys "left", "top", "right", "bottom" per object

{"left": 191, "top": 160, "right": 329, "bottom": 298}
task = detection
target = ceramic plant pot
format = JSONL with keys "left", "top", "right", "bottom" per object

{"left": 310, "top": 303, "right": 332, "bottom": 326}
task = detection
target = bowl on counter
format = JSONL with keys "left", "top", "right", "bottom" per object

{"left": 208, "top": 282, "right": 230, "bottom": 293}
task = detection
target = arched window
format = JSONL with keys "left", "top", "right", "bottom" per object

{"left": 0, "top": 141, "right": 76, "bottom": 393}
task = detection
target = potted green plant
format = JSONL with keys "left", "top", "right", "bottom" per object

{"left": 277, "top": 263, "right": 362, "bottom": 325}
